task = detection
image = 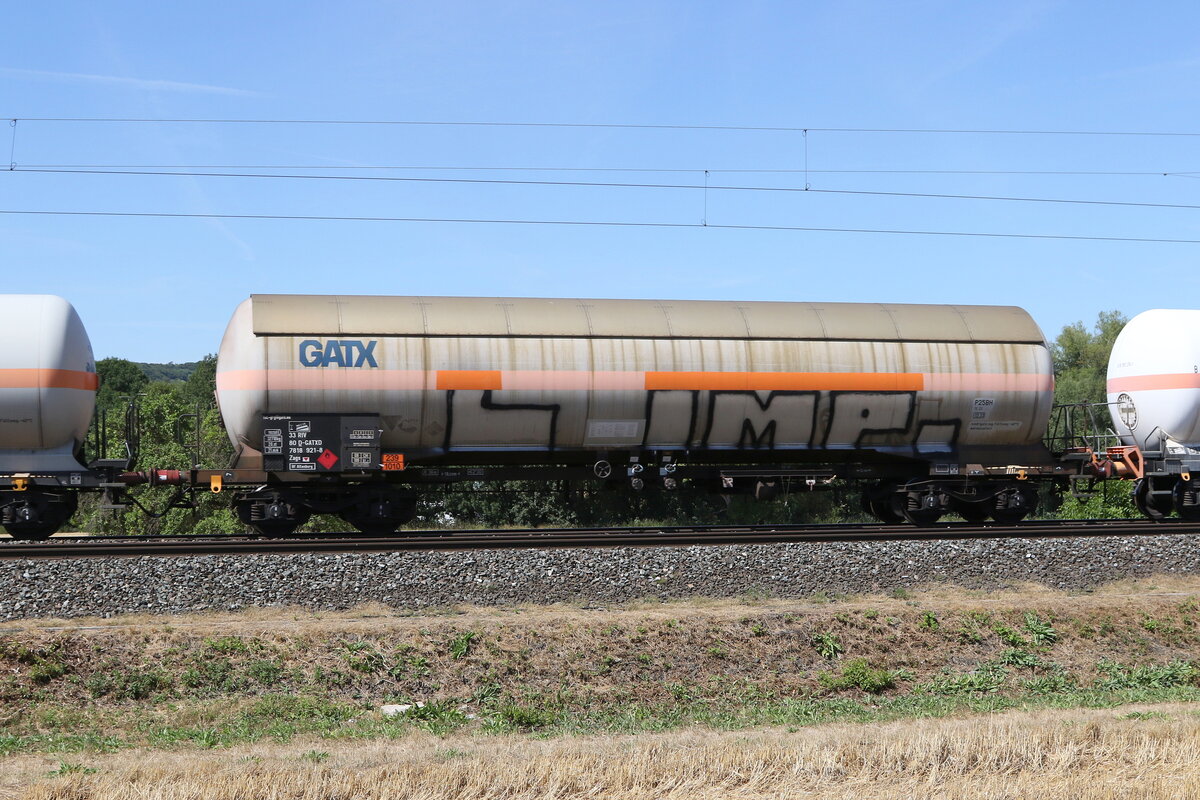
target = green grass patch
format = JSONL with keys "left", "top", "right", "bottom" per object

{"left": 4, "top": 684, "right": 1200, "bottom": 755}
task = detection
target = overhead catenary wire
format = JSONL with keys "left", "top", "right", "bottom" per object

{"left": 8, "top": 117, "right": 1200, "bottom": 137}
{"left": 13, "top": 164, "right": 1197, "bottom": 176}
{"left": 6, "top": 118, "right": 1195, "bottom": 245}
{"left": 12, "top": 166, "right": 1200, "bottom": 213}
{"left": 2, "top": 208, "right": 1199, "bottom": 244}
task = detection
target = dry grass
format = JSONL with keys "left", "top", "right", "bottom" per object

{"left": 5, "top": 703, "right": 1200, "bottom": 799}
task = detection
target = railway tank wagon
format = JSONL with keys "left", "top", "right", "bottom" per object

{"left": 1108, "top": 309, "right": 1200, "bottom": 520}
{"left": 215, "top": 295, "right": 1057, "bottom": 533}
{"left": 0, "top": 295, "right": 99, "bottom": 538}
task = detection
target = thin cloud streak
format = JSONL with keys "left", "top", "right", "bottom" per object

{"left": 1, "top": 67, "right": 258, "bottom": 96}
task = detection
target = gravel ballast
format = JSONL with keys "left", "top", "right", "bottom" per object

{"left": 3, "top": 534, "right": 1200, "bottom": 620}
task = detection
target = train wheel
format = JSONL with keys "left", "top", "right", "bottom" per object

{"left": 1133, "top": 478, "right": 1172, "bottom": 521}
{"left": 892, "top": 481, "right": 947, "bottom": 527}
{"left": 2, "top": 522, "right": 58, "bottom": 541}
{"left": 901, "top": 507, "right": 944, "bottom": 526}
{"left": 859, "top": 492, "right": 873, "bottom": 517}
{"left": 862, "top": 483, "right": 903, "bottom": 523}
{"left": 235, "top": 490, "right": 311, "bottom": 537}
{"left": 869, "top": 497, "right": 904, "bottom": 523}
{"left": 340, "top": 489, "right": 417, "bottom": 535}
{"left": 990, "top": 484, "right": 1038, "bottom": 524}
{"left": 1173, "top": 480, "right": 1200, "bottom": 522}
{"left": 252, "top": 518, "right": 310, "bottom": 537}
{"left": 951, "top": 499, "right": 990, "bottom": 523}
{"left": 1, "top": 491, "right": 76, "bottom": 541}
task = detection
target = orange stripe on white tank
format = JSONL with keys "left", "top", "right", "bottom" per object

{"left": 1107, "top": 374, "right": 1200, "bottom": 392}
{"left": 644, "top": 371, "right": 925, "bottom": 391}
{"left": 0, "top": 368, "right": 98, "bottom": 391}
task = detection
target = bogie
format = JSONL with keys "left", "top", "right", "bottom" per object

{"left": 0, "top": 490, "right": 78, "bottom": 541}
{"left": 989, "top": 484, "right": 1038, "bottom": 524}
{"left": 234, "top": 489, "right": 311, "bottom": 537}
{"left": 892, "top": 480, "right": 949, "bottom": 527}
{"left": 338, "top": 487, "right": 417, "bottom": 535}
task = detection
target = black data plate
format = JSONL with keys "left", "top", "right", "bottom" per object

{"left": 261, "top": 413, "right": 381, "bottom": 472}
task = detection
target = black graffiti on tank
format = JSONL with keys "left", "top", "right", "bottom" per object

{"left": 440, "top": 389, "right": 962, "bottom": 452}
{"left": 443, "top": 390, "right": 562, "bottom": 451}
{"left": 642, "top": 390, "right": 700, "bottom": 448}
{"left": 820, "top": 391, "right": 918, "bottom": 448}
{"left": 697, "top": 391, "right": 821, "bottom": 448}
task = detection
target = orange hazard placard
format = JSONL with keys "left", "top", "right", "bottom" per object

{"left": 381, "top": 453, "right": 406, "bottom": 471}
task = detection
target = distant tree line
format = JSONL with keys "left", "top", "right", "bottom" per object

{"left": 135, "top": 361, "right": 200, "bottom": 383}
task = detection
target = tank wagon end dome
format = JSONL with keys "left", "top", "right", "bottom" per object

{"left": 215, "top": 298, "right": 265, "bottom": 451}
{"left": 1107, "top": 309, "right": 1200, "bottom": 448}
{"left": 0, "top": 294, "right": 97, "bottom": 456}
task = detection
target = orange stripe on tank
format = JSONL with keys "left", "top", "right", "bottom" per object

{"left": 216, "top": 370, "right": 267, "bottom": 391}
{"left": 644, "top": 371, "right": 925, "bottom": 391}
{"left": 436, "top": 370, "right": 503, "bottom": 390}
{"left": 1107, "top": 374, "right": 1200, "bottom": 392}
{"left": 923, "top": 373, "right": 1052, "bottom": 392}
{"left": 217, "top": 370, "right": 429, "bottom": 391}
{"left": 0, "top": 368, "right": 98, "bottom": 391}
{"left": 502, "top": 370, "right": 594, "bottom": 390}
{"left": 214, "top": 369, "right": 1051, "bottom": 393}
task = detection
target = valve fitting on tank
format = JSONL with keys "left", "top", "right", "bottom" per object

{"left": 627, "top": 462, "right": 645, "bottom": 490}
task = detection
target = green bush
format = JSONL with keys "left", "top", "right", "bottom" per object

{"left": 918, "top": 664, "right": 1008, "bottom": 695}
{"left": 180, "top": 658, "right": 243, "bottom": 692}
{"left": 493, "top": 704, "right": 559, "bottom": 731}
{"left": 812, "top": 632, "right": 844, "bottom": 660}
{"left": 1023, "top": 613, "right": 1059, "bottom": 646}
{"left": 87, "top": 666, "right": 172, "bottom": 700}
{"left": 991, "top": 623, "right": 1030, "bottom": 648}
{"left": 998, "top": 648, "right": 1042, "bottom": 668}
{"left": 205, "top": 636, "right": 253, "bottom": 654}
{"left": 28, "top": 658, "right": 68, "bottom": 685}
{"left": 1093, "top": 659, "right": 1198, "bottom": 690}
{"left": 241, "top": 695, "right": 358, "bottom": 725}
{"left": 341, "top": 641, "right": 385, "bottom": 673}
{"left": 246, "top": 660, "right": 284, "bottom": 686}
{"left": 449, "top": 632, "right": 478, "bottom": 660}
{"left": 817, "top": 658, "right": 899, "bottom": 694}
{"left": 1023, "top": 670, "right": 1078, "bottom": 694}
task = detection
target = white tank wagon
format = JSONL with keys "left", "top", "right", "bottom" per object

{"left": 0, "top": 295, "right": 98, "bottom": 538}
{"left": 1107, "top": 309, "right": 1200, "bottom": 520}
{"left": 215, "top": 295, "right": 1058, "bottom": 533}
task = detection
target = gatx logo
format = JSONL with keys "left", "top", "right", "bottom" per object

{"left": 298, "top": 339, "right": 379, "bottom": 368}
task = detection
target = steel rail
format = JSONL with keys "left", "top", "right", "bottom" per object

{"left": 1, "top": 519, "right": 1198, "bottom": 560}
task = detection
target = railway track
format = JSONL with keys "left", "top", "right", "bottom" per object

{"left": 2, "top": 518, "right": 1198, "bottom": 559}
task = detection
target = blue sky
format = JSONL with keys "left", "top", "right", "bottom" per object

{"left": 3, "top": 1, "right": 1200, "bottom": 361}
